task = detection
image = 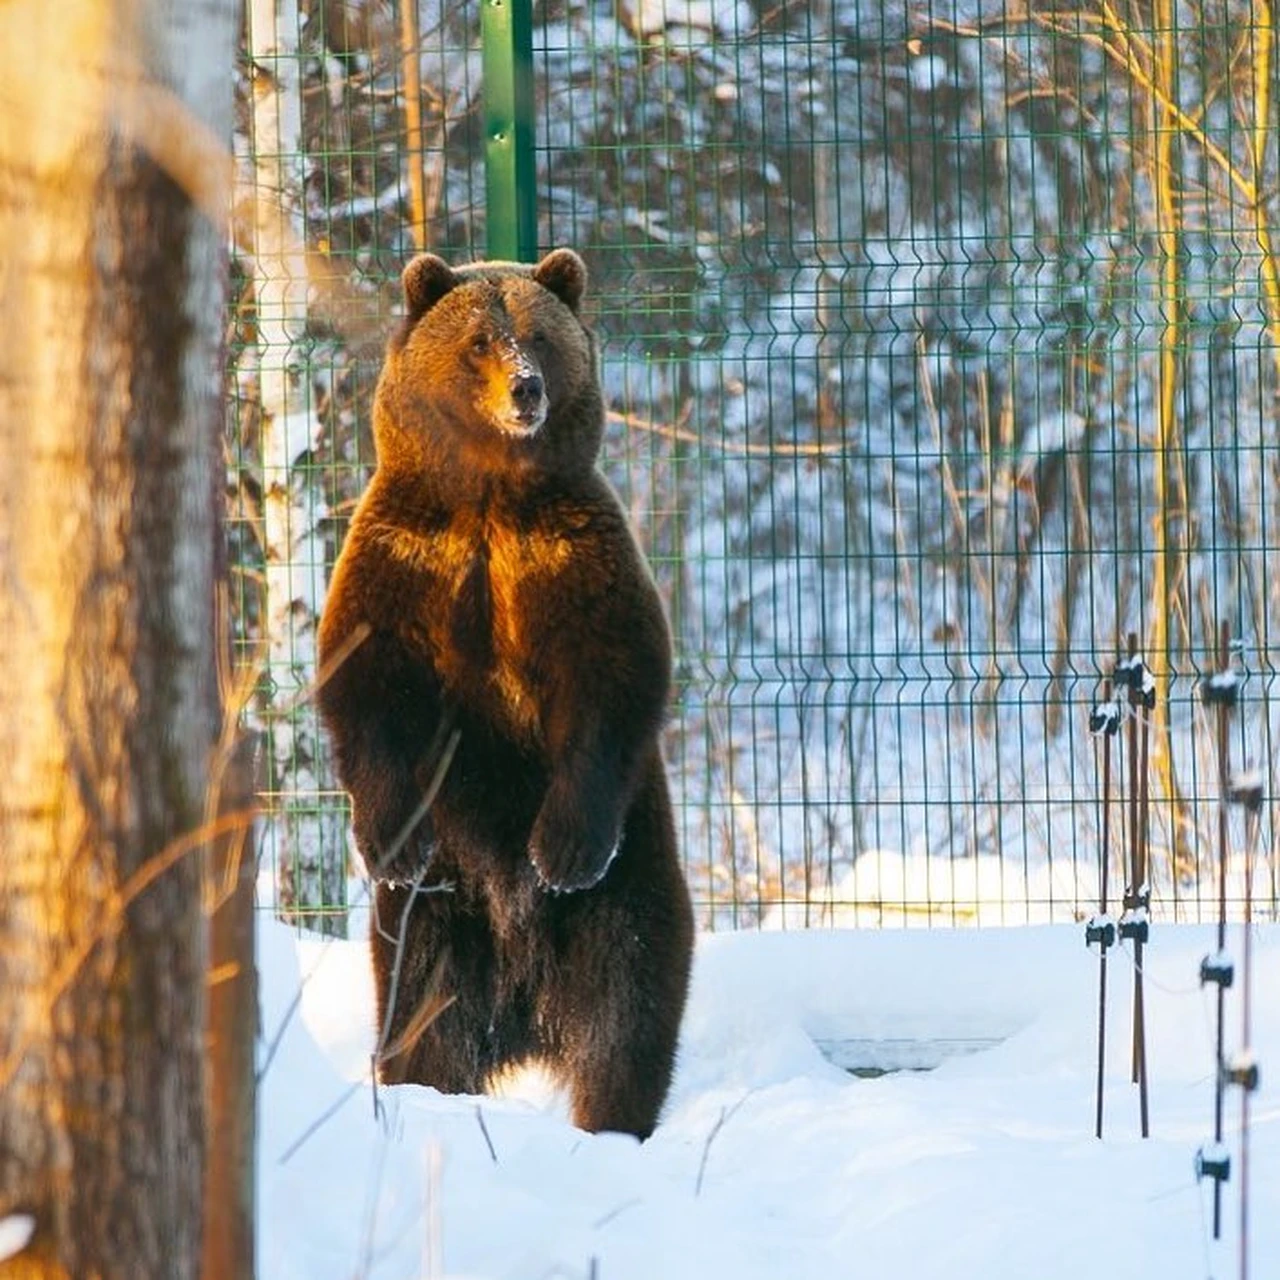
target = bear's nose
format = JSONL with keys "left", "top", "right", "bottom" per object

{"left": 511, "top": 373, "right": 545, "bottom": 412}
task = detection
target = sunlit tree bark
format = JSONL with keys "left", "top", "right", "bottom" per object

{"left": 0, "top": 2, "right": 237, "bottom": 1276}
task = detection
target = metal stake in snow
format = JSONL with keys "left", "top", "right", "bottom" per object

{"left": 1226, "top": 765, "right": 1263, "bottom": 1280}
{"left": 1086, "top": 677, "right": 1121, "bottom": 1140}
{"left": 1115, "top": 636, "right": 1154, "bottom": 1138}
{"left": 1197, "top": 621, "right": 1238, "bottom": 1238}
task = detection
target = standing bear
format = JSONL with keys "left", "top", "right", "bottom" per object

{"left": 316, "top": 248, "right": 694, "bottom": 1139}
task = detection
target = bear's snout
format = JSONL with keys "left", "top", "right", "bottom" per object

{"left": 501, "top": 364, "right": 549, "bottom": 434}
{"left": 511, "top": 372, "right": 545, "bottom": 415}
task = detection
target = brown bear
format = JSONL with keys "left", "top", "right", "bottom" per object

{"left": 316, "top": 248, "right": 694, "bottom": 1139}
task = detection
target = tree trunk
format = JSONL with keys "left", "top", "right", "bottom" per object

{"left": 0, "top": 3, "right": 237, "bottom": 1276}
{"left": 1146, "top": 0, "right": 1195, "bottom": 884}
{"left": 202, "top": 735, "right": 259, "bottom": 1280}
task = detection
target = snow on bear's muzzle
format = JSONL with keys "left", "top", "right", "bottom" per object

{"left": 491, "top": 346, "right": 550, "bottom": 436}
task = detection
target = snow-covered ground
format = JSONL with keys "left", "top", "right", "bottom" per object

{"left": 260, "top": 914, "right": 1278, "bottom": 1279}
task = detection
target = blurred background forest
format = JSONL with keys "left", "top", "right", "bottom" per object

{"left": 227, "top": 0, "right": 1280, "bottom": 932}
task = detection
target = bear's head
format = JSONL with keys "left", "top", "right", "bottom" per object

{"left": 373, "top": 248, "right": 603, "bottom": 484}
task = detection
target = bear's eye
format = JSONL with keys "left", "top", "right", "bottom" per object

{"left": 531, "top": 329, "right": 549, "bottom": 349}
{"left": 470, "top": 333, "right": 490, "bottom": 356}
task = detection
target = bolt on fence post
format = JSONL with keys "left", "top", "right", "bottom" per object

{"left": 482, "top": 0, "right": 537, "bottom": 262}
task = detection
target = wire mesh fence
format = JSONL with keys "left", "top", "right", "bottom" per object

{"left": 227, "top": 0, "right": 1280, "bottom": 933}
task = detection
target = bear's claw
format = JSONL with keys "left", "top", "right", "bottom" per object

{"left": 359, "top": 821, "right": 435, "bottom": 886}
{"left": 528, "top": 792, "right": 620, "bottom": 893}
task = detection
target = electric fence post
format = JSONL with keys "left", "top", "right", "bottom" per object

{"left": 1086, "top": 678, "right": 1122, "bottom": 1138}
{"left": 1226, "top": 763, "right": 1262, "bottom": 1280}
{"left": 1197, "top": 622, "right": 1238, "bottom": 1237}
{"left": 481, "top": 0, "right": 537, "bottom": 263}
{"left": 1115, "top": 635, "right": 1154, "bottom": 1137}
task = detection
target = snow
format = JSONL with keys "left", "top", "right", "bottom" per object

{"left": 0, "top": 1215, "right": 36, "bottom": 1265}
{"left": 621, "top": 1, "right": 753, "bottom": 39}
{"left": 908, "top": 54, "right": 951, "bottom": 94}
{"left": 260, "top": 914, "right": 1278, "bottom": 1279}
{"left": 1228, "top": 768, "right": 1265, "bottom": 810}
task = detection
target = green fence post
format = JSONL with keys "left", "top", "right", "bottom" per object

{"left": 482, "top": 0, "right": 537, "bottom": 262}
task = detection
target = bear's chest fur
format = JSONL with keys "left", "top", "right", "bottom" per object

{"left": 381, "top": 509, "right": 574, "bottom": 739}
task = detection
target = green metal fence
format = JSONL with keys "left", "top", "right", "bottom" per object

{"left": 229, "top": 0, "right": 1280, "bottom": 932}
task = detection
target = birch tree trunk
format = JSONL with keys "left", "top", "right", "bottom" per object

{"left": 0, "top": 2, "right": 236, "bottom": 1276}
{"left": 1147, "top": 0, "right": 1194, "bottom": 882}
{"left": 246, "top": 0, "right": 348, "bottom": 935}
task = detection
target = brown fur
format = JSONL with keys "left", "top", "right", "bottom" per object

{"left": 316, "top": 249, "right": 694, "bottom": 1138}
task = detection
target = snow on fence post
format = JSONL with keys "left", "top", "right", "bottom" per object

{"left": 247, "top": 0, "right": 347, "bottom": 935}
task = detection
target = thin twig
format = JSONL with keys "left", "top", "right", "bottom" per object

{"left": 592, "top": 1198, "right": 641, "bottom": 1229}
{"left": 255, "top": 857, "right": 376, "bottom": 1087}
{"left": 608, "top": 406, "right": 846, "bottom": 458}
{"left": 372, "top": 724, "right": 460, "bottom": 881}
{"left": 277, "top": 1080, "right": 365, "bottom": 1165}
{"left": 694, "top": 1094, "right": 751, "bottom": 1196}
{"left": 475, "top": 1104, "right": 499, "bottom": 1164}
{"left": 424, "top": 1141, "right": 444, "bottom": 1280}
{"left": 0, "top": 807, "right": 255, "bottom": 1094}
{"left": 256, "top": 982, "right": 308, "bottom": 1087}
{"left": 371, "top": 728, "right": 461, "bottom": 1073}
{"left": 356, "top": 1126, "right": 393, "bottom": 1280}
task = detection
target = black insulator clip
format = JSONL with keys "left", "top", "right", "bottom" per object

{"left": 1117, "top": 892, "right": 1149, "bottom": 943}
{"left": 1085, "top": 914, "right": 1116, "bottom": 948}
{"left": 1089, "top": 700, "right": 1123, "bottom": 736}
{"left": 1223, "top": 1055, "right": 1260, "bottom": 1093}
{"left": 1226, "top": 768, "right": 1264, "bottom": 813}
{"left": 1199, "top": 952, "right": 1234, "bottom": 989}
{"left": 1195, "top": 1145, "right": 1231, "bottom": 1184}
{"left": 1116, "top": 655, "right": 1156, "bottom": 709}
{"left": 1200, "top": 668, "right": 1240, "bottom": 709}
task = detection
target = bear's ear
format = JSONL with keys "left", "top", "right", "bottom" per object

{"left": 402, "top": 254, "right": 459, "bottom": 321}
{"left": 532, "top": 248, "right": 587, "bottom": 313}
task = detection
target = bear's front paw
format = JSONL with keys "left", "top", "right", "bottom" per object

{"left": 355, "top": 812, "right": 435, "bottom": 886}
{"left": 528, "top": 788, "right": 619, "bottom": 893}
